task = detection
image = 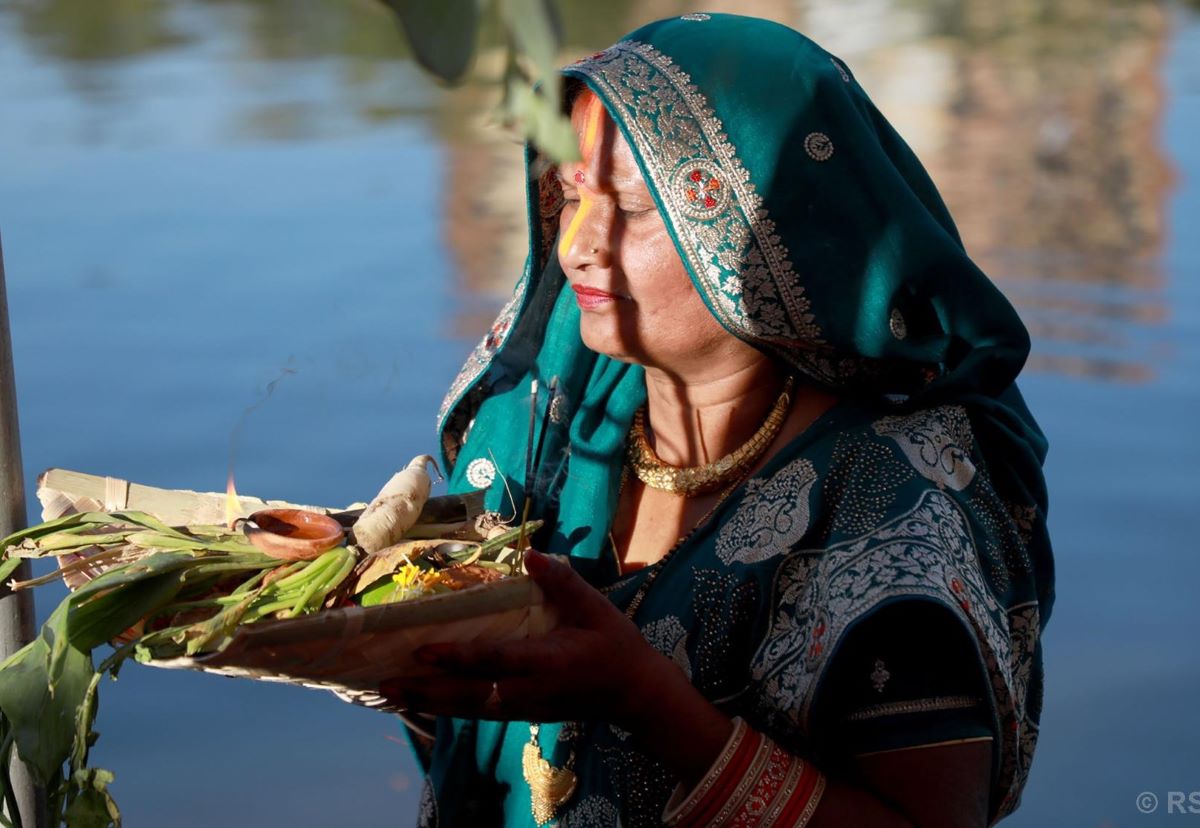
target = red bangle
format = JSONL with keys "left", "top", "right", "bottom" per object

{"left": 664, "top": 719, "right": 826, "bottom": 827}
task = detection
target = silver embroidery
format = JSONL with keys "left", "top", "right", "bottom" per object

{"left": 680, "top": 12, "right": 711, "bottom": 21}
{"left": 748, "top": 489, "right": 1034, "bottom": 819}
{"left": 562, "top": 794, "right": 621, "bottom": 826}
{"left": 609, "top": 723, "right": 632, "bottom": 742}
{"left": 715, "top": 457, "right": 818, "bottom": 564}
{"left": 873, "top": 406, "right": 977, "bottom": 491}
{"left": 437, "top": 273, "right": 527, "bottom": 449}
{"left": 830, "top": 57, "right": 851, "bottom": 82}
{"left": 438, "top": 162, "right": 564, "bottom": 465}
{"left": 465, "top": 457, "right": 497, "bottom": 489}
{"left": 416, "top": 778, "right": 438, "bottom": 828}
{"left": 641, "top": 615, "right": 693, "bottom": 680}
{"left": 804, "top": 132, "right": 834, "bottom": 161}
{"left": 870, "top": 658, "right": 891, "bottom": 693}
{"left": 889, "top": 308, "right": 908, "bottom": 340}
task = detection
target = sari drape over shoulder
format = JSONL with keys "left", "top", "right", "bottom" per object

{"left": 422, "top": 13, "right": 1053, "bottom": 827}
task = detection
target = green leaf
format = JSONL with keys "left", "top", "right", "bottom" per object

{"left": 67, "top": 572, "right": 184, "bottom": 652}
{"left": 355, "top": 574, "right": 409, "bottom": 607}
{"left": 37, "top": 532, "right": 135, "bottom": 552}
{"left": 0, "top": 555, "right": 24, "bottom": 584}
{"left": 106, "top": 511, "right": 192, "bottom": 539}
{"left": 124, "top": 532, "right": 256, "bottom": 554}
{"left": 500, "top": 0, "right": 562, "bottom": 82}
{"left": 0, "top": 512, "right": 108, "bottom": 554}
{"left": 506, "top": 78, "right": 579, "bottom": 162}
{"left": 67, "top": 552, "right": 194, "bottom": 604}
{"left": 63, "top": 768, "right": 120, "bottom": 828}
{"left": 0, "top": 608, "right": 94, "bottom": 785}
{"left": 380, "top": 0, "right": 480, "bottom": 84}
{"left": 72, "top": 672, "right": 104, "bottom": 774}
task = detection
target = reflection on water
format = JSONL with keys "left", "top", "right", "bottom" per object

{"left": 795, "top": 0, "right": 1175, "bottom": 383}
{"left": 440, "top": 0, "right": 1177, "bottom": 383}
{"left": 4, "top": 0, "right": 1176, "bottom": 381}
{"left": 2, "top": 3, "right": 1196, "bottom": 827}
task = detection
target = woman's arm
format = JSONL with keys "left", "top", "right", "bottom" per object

{"left": 381, "top": 552, "right": 992, "bottom": 826}
{"left": 630, "top": 646, "right": 990, "bottom": 827}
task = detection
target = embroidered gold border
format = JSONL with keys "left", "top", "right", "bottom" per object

{"left": 844, "top": 694, "right": 983, "bottom": 722}
{"left": 796, "top": 774, "right": 826, "bottom": 827}
{"left": 854, "top": 735, "right": 994, "bottom": 758}
{"left": 566, "top": 42, "right": 821, "bottom": 348}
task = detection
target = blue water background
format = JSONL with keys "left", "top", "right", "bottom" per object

{"left": 2, "top": 2, "right": 1198, "bottom": 826}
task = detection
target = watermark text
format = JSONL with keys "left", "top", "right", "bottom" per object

{"left": 1137, "top": 792, "right": 1200, "bottom": 815}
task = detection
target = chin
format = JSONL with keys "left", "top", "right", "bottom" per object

{"left": 578, "top": 319, "right": 640, "bottom": 365}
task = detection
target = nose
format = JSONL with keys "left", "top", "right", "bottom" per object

{"left": 557, "top": 193, "right": 613, "bottom": 272}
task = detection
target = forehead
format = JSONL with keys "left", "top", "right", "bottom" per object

{"left": 563, "top": 89, "right": 643, "bottom": 185}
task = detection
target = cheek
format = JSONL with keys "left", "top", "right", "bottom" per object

{"left": 620, "top": 228, "right": 705, "bottom": 318}
{"left": 615, "top": 228, "right": 731, "bottom": 355}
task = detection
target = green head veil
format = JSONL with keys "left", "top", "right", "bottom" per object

{"left": 438, "top": 12, "right": 1048, "bottom": 601}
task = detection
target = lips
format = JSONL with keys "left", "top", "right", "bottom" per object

{"left": 572, "top": 284, "right": 621, "bottom": 310}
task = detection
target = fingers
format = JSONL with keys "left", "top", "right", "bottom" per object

{"left": 378, "top": 675, "right": 560, "bottom": 721}
{"left": 415, "top": 635, "right": 571, "bottom": 677}
{"left": 379, "top": 675, "right": 492, "bottom": 719}
{"left": 524, "top": 550, "right": 614, "bottom": 625}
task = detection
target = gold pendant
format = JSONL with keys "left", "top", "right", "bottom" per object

{"left": 523, "top": 733, "right": 577, "bottom": 825}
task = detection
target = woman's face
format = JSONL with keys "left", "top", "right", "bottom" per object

{"left": 556, "top": 90, "right": 748, "bottom": 375}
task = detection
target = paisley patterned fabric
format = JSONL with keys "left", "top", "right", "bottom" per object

{"left": 422, "top": 13, "right": 1053, "bottom": 827}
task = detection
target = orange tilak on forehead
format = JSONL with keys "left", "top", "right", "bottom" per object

{"left": 580, "top": 93, "right": 604, "bottom": 159}
{"left": 558, "top": 95, "right": 605, "bottom": 261}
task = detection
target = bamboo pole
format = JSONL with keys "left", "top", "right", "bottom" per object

{"left": 0, "top": 232, "right": 47, "bottom": 828}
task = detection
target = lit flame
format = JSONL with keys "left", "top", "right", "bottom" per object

{"left": 226, "top": 472, "right": 242, "bottom": 528}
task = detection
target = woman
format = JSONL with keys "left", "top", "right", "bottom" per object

{"left": 381, "top": 13, "right": 1053, "bottom": 827}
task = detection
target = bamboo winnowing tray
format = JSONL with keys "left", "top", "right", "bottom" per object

{"left": 36, "top": 469, "right": 555, "bottom": 702}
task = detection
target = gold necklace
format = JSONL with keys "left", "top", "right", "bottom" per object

{"left": 626, "top": 376, "right": 794, "bottom": 497}
{"left": 522, "top": 462, "right": 758, "bottom": 824}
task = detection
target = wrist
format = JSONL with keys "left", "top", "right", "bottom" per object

{"left": 617, "top": 649, "right": 734, "bottom": 786}
{"left": 614, "top": 647, "right": 684, "bottom": 731}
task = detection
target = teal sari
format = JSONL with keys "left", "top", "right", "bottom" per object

{"left": 420, "top": 13, "right": 1052, "bottom": 826}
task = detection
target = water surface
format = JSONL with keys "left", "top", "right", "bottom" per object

{"left": 1, "top": 2, "right": 1197, "bottom": 825}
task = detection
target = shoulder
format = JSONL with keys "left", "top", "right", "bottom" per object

{"left": 739, "top": 399, "right": 1046, "bottom": 822}
{"left": 714, "top": 399, "right": 991, "bottom": 564}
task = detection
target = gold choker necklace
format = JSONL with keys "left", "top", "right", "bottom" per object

{"left": 626, "top": 375, "right": 794, "bottom": 497}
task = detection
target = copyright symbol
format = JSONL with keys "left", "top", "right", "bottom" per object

{"left": 1137, "top": 792, "right": 1159, "bottom": 814}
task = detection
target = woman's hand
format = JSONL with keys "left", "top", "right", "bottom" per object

{"left": 378, "top": 550, "right": 672, "bottom": 729}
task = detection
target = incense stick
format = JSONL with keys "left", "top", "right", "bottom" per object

{"left": 517, "top": 376, "right": 559, "bottom": 564}
{"left": 531, "top": 377, "right": 558, "bottom": 488}
{"left": 517, "top": 379, "right": 539, "bottom": 557}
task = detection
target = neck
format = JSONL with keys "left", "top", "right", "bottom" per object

{"left": 641, "top": 357, "right": 785, "bottom": 468}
